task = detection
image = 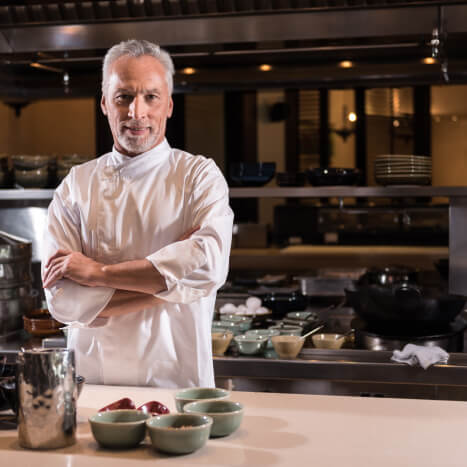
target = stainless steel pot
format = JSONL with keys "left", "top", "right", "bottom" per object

{"left": 0, "top": 291, "right": 37, "bottom": 336}
{"left": 295, "top": 276, "right": 354, "bottom": 297}
{"left": 0, "top": 231, "right": 32, "bottom": 287}
{"left": 353, "top": 318, "right": 467, "bottom": 352}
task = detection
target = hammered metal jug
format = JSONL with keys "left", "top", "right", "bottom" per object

{"left": 17, "top": 348, "right": 76, "bottom": 449}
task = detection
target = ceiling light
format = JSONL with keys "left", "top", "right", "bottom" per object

{"left": 181, "top": 67, "right": 196, "bottom": 75}
{"left": 339, "top": 60, "right": 354, "bottom": 69}
{"left": 30, "top": 62, "right": 63, "bottom": 73}
{"left": 422, "top": 57, "right": 436, "bottom": 65}
{"left": 259, "top": 64, "right": 272, "bottom": 72}
{"left": 393, "top": 119, "right": 400, "bottom": 128}
{"left": 348, "top": 112, "right": 357, "bottom": 123}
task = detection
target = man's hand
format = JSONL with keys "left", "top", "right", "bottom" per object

{"left": 43, "top": 249, "right": 104, "bottom": 289}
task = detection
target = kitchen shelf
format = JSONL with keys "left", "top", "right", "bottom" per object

{"left": 229, "top": 186, "right": 467, "bottom": 198}
{"left": 0, "top": 189, "right": 55, "bottom": 200}
{"left": 0, "top": 186, "right": 467, "bottom": 201}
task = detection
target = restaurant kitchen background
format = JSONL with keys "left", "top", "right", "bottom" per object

{"left": 4, "top": 1, "right": 467, "bottom": 401}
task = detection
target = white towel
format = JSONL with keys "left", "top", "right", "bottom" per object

{"left": 391, "top": 343, "right": 449, "bottom": 369}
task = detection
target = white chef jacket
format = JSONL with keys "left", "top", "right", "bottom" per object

{"left": 43, "top": 139, "right": 233, "bottom": 388}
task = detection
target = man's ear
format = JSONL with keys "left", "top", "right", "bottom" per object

{"left": 100, "top": 94, "right": 107, "bottom": 116}
{"left": 167, "top": 96, "right": 173, "bottom": 118}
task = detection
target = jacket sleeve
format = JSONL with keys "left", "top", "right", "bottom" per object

{"left": 42, "top": 180, "right": 115, "bottom": 325}
{"left": 146, "top": 159, "right": 233, "bottom": 304}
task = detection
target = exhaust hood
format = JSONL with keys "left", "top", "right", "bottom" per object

{"left": 1, "top": 1, "right": 467, "bottom": 95}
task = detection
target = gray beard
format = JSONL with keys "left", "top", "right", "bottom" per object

{"left": 117, "top": 132, "right": 158, "bottom": 155}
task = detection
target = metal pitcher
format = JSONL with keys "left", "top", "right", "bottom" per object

{"left": 17, "top": 348, "right": 76, "bottom": 449}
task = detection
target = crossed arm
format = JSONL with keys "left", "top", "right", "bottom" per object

{"left": 42, "top": 226, "right": 199, "bottom": 319}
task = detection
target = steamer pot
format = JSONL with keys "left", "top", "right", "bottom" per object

{"left": 0, "top": 231, "right": 32, "bottom": 287}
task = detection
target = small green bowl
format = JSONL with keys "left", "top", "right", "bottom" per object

{"left": 234, "top": 334, "right": 268, "bottom": 355}
{"left": 146, "top": 414, "right": 212, "bottom": 454}
{"left": 183, "top": 400, "right": 244, "bottom": 438}
{"left": 88, "top": 410, "right": 150, "bottom": 449}
{"left": 174, "top": 387, "right": 230, "bottom": 412}
{"left": 212, "top": 320, "right": 244, "bottom": 336}
{"left": 286, "top": 311, "right": 315, "bottom": 321}
{"left": 245, "top": 328, "right": 280, "bottom": 349}
{"left": 219, "top": 315, "right": 253, "bottom": 332}
{"left": 269, "top": 324, "right": 303, "bottom": 336}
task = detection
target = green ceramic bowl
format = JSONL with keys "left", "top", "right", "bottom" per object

{"left": 219, "top": 315, "right": 253, "bottom": 332}
{"left": 234, "top": 334, "right": 268, "bottom": 355}
{"left": 245, "top": 328, "right": 280, "bottom": 349}
{"left": 174, "top": 387, "right": 230, "bottom": 412}
{"left": 286, "top": 311, "right": 316, "bottom": 321}
{"left": 88, "top": 410, "right": 150, "bottom": 449}
{"left": 212, "top": 320, "right": 244, "bottom": 336}
{"left": 146, "top": 414, "right": 212, "bottom": 454}
{"left": 183, "top": 400, "right": 244, "bottom": 438}
{"left": 269, "top": 324, "right": 303, "bottom": 336}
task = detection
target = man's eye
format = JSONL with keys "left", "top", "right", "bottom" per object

{"left": 115, "top": 95, "right": 132, "bottom": 103}
{"left": 146, "top": 94, "right": 159, "bottom": 101}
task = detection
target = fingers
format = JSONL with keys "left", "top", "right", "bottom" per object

{"left": 45, "top": 249, "right": 71, "bottom": 268}
{"left": 43, "top": 257, "right": 67, "bottom": 288}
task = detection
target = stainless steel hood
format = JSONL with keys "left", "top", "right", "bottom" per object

{"left": 0, "top": 1, "right": 455, "bottom": 52}
{"left": 1, "top": 1, "right": 467, "bottom": 95}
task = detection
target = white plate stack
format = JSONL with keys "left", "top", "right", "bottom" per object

{"left": 374, "top": 154, "right": 432, "bottom": 186}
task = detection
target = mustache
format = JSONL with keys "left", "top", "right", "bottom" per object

{"left": 120, "top": 120, "right": 150, "bottom": 130}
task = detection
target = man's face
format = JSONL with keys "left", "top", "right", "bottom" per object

{"left": 101, "top": 55, "right": 173, "bottom": 157}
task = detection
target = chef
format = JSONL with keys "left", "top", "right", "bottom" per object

{"left": 41, "top": 39, "right": 233, "bottom": 388}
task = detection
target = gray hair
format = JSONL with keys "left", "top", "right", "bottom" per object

{"left": 102, "top": 39, "right": 175, "bottom": 95}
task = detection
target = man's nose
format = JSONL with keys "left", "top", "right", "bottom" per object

{"left": 128, "top": 95, "right": 147, "bottom": 119}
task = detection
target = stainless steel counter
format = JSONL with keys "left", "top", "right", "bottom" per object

{"left": 213, "top": 349, "right": 467, "bottom": 401}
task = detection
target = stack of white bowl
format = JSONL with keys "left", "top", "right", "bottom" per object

{"left": 374, "top": 154, "right": 432, "bottom": 186}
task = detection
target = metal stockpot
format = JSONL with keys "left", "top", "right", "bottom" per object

{"left": 0, "top": 231, "right": 34, "bottom": 337}
{"left": 0, "top": 230, "right": 32, "bottom": 287}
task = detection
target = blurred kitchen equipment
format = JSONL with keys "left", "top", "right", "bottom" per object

{"left": 434, "top": 258, "right": 449, "bottom": 281}
{"left": 345, "top": 284, "right": 466, "bottom": 330}
{"left": 17, "top": 348, "right": 76, "bottom": 449}
{"left": 251, "top": 287, "right": 307, "bottom": 319}
{"left": 352, "top": 317, "right": 466, "bottom": 352}
{"left": 276, "top": 172, "right": 306, "bottom": 187}
{"left": 228, "top": 162, "right": 276, "bottom": 187}
{"left": 374, "top": 154, "right": 432, "bottom": 186}
{"left": 357, "top": 265, "right": 418, "bottom": 286}
{"left": 11, "top": 155, "right": 52, "bottom": 188}
{"left": 0, "top": 231, "right": 35, "bottom": 339}
{"left": 57, "top": 154, "right": 93, "bottom": 182}
{"left": 295, "top": 267, "right": 365, "bottom": 298}
{"left": 306, "top": 167, "right": 360, "bottom": 186}
{"left": 232, "top": 223, "right": 268, "bottom": 248}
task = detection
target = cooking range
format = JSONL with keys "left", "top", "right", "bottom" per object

{"left": 219, "top": 268, "right": 467, "bottom": 354}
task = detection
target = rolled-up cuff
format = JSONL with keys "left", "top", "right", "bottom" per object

{"left": 45, "top": 279, "right": 115, "bottom": 326}
{"left": 152, "top": 273, "right": 207, "bottom": 304}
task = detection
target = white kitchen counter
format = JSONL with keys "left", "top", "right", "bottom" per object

{"left": 1, "top": 384, "right": 467, "bottom": 466}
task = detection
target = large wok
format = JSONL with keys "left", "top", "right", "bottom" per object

{"left": 345, "top": 283, "right": 466, "bottom": 331}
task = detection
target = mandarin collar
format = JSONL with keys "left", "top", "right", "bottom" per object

{"left": 106, "top": 138, "right": 172, "bottom": 179}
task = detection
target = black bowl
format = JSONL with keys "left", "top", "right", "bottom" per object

{"left": 251, "top": 291, "right": 307, "bottom": 319}
{"left": 229, "top": 162, "right": 276, "bottom": 187}
{"left": 306, "top": 167, "right": 360, "bottom": 186}
{"left": 345, "top": 284, "right": 466, "bottom": 330}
